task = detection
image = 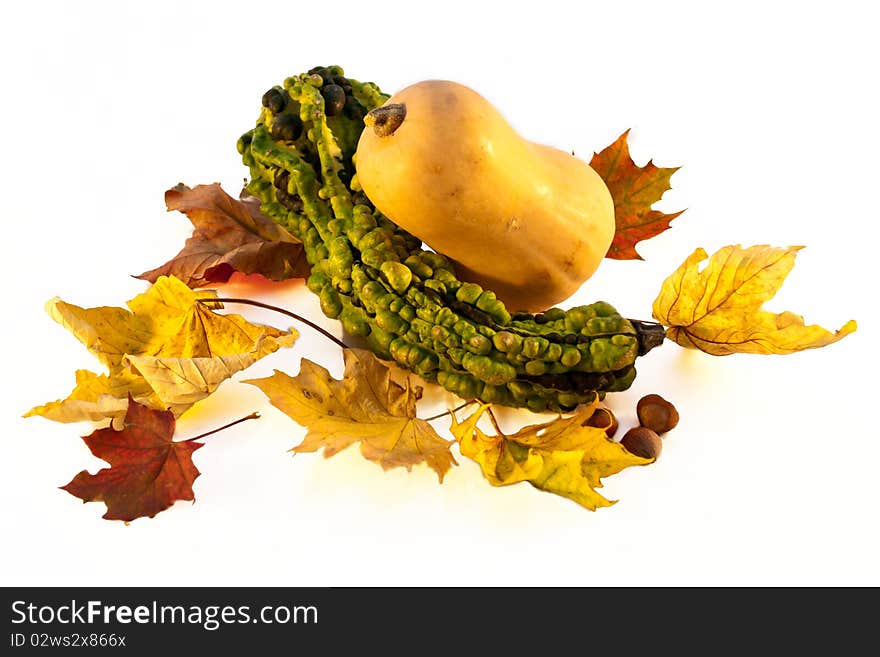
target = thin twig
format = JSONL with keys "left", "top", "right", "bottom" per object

{"left": 200, "top": 297, "right": 348, "bottom": 349}
{"left": 180, "top": 412, "right": 261, "bottom": 443}
{"left": 422, "top": 400, "right": 478, "bottom": 422}
{"left": 485, "top": 405, "right": 506, "bottom": 438}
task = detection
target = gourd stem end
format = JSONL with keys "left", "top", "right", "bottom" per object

{"left": 365, "top": 103, "right": 406, "bottom": 137}
{"left": 630, "top": 319, "right": 666, "bottom": 355}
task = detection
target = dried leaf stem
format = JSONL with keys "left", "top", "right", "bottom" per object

{"left": 180, "top": 411, "right": 261, "bottom": 443}
{"left": 205, "top": 297, "right": 480, "bottom": 424}
{"left": 201, "top": 297, "right": 349, "bottom": 349}
{"left": 485, "top": 405, "right": 506, "bottom": 438}
{"left": 423, "top": 400, "right": 478, "bottom": 422}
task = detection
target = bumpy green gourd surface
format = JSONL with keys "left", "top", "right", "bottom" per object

{"left": 238, "top": 66, "right": 664, "bottom": 412}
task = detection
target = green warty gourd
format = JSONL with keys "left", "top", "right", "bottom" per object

{"left": 238, "top": 65, "right": 665, "bottom": 413}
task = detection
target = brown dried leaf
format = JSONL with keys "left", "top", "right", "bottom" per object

{"left": 137, "top": 183, "right": 310, "bottom": 287}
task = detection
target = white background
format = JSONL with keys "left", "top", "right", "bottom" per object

{"left": 2, "top": 0, "right": 877, "bottom": 586}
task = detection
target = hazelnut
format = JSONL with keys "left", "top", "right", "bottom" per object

{"left": 583, "top": 407, "right": 619, "bottom": 439}
{"left": 636, "top": 394, "right": 679, "bottom": 434}
{"left": 620, "top": 427, "right": 662, "bottom": 460}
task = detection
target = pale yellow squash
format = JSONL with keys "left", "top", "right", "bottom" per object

{"left": 354, "top": 80, "right": 615, "bottom": 312}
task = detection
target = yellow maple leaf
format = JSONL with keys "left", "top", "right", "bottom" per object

{"left": 451, "top": 403, "right": 650, "bottom": 510}
{"left": 25, "top": 370, "right": 151, "bottom": 424}
{"left": 123, "top": 334, "right": 291, "bottom": 410}
{"left": 652, "top": 245, "right": 857, "bottom": 355}
{"left": 244, "top": 349, "right": 457, "bottom": 481}
{"left": 26, "top": 276, "right": 297, "bottom": 423}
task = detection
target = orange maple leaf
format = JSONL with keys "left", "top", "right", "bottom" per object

{"left": 591, "top": 130, "right": 683, "bottom": 260}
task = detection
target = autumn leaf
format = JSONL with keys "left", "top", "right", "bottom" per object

{"left": 122, "top": 334, "right": 293, "bottom": 409}
{"left": 61, "top": 398, "right": 203, "bottom": 521}
{"left": 245, "top": 349, "right": 457, "bottom": 481}
{"left": 591, "top": 130, "right": 683, "bottom": 260}
{"left": 26, "top": 276, "right": 297, "bottom": 423}
{"left": 451, "top": 402, "right": 650, "bottom": 510}
{"left": 137, "top": 183, "right": 310, "bottom": 287}
{"left": 26, "top": 370, "right": 154, "bottom": 424}
{"left": 652, "top": 244, "right": 857, "bottom": 355}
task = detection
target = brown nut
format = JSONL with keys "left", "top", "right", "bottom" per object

{"left": 620, "top": 427, "right": 662, "bottom": 460}
{"left": 583, "top": 407, "right": 619, "bottom": 439}
{"left": 636, "top": 394, "right": 679, "bottom": 434}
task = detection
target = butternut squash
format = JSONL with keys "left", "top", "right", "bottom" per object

{"left": 354, "top": 80, "right": 615, "bottom": 312}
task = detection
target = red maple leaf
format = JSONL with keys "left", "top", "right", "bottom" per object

{"left": 591, "top": 130, "right": 684, "bottom": 260}
{"left": 62, "top": 398, "right": 202, "bottom": 521}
